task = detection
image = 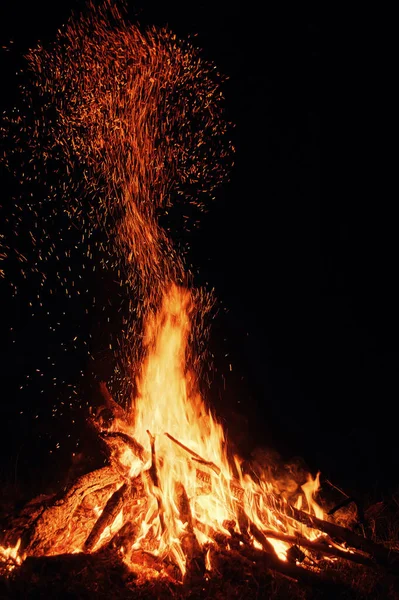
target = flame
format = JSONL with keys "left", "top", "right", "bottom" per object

{"left": 112, "top": 283, "right": 327, "bottom": 572}
{"left": 0, "top": 540, "right": 24, "bottom": 573}
{"left": 117, "top": 283, "right": 230, "bottom": 574}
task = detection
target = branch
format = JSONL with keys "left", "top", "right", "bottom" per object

{"left": 165, "top": 432, "right": 221, "bottom": 476}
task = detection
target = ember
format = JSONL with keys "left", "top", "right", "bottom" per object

{"left": 1, "top": 2, "right": 398, "bottom": 599}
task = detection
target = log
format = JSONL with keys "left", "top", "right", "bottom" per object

{"left": 249, "top": 489, "right": 399, "bottom": 571}
{"left": 249, "top": 522, "right": 278, "bottom": 557}
{"left": 86, "top": 473, "right": 146, "bottom": 554}
{"left": 222, "top": 543, "right": 352, "bottom": 590}
{"left": 205, "top": 531, "right": 344, "bottom": 588}
{"left": 104, "top": 520, "right": 138, "bottom": 553}
{"left": 83, "top": 482, "right": 129, "bottom": 552}
{"left": 100, "top": 431, "right": 147, "bottom": 461}
{"left": 22, "top": 466, "right": 123, "bottom": 555}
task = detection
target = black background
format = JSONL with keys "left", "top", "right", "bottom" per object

{"left": 1, "top": 2, "right": 397, "bottom": 503}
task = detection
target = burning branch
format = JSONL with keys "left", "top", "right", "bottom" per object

{"left": 258, "top": 529, "right": 376, "bottom": 569}
{"left": 276, "top": 500, "right": 399, "bottom": 571}
{"left": 21, "top": 466, "right": 123, "bottom": 556}
{"left": 165, "top": 432, "right": 221, "bottom": 475}
{"left": 84, "top": 482, "right": 129, "bottom": 552}
{"left": 100, "top": 431, "right": 147, "bottom": 462}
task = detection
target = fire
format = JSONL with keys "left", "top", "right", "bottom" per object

{"left": 95, "top": 282, "right": 326, "bottom": 575}
{"left": 0, "top": 0, "right": 363, "bottom": 589}
{"left": 126, "top": 284, "right": 230, "bottom": 574}
{"left": 0, "top": 280, "right": 327, "bottom": 576}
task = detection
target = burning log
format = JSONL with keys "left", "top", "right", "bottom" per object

{"left": 104, "top": 521, "right": 138, "bottom": 553}
{"left": 232, "top": 544, "right": 352, "bottom": 589}
{"left": 100, "top": 431, "right": 147, "bottom": 461}
{"left": 204, "top": 526, "right": 348, "bottom": 589}
{"left": 196, "top": 467, "right": 399, "bottom": 573}
{"left": 21, "top": 466, "right": 123, "bottom": 556}
{"left": 249, "top": 522, "right": 278, "bottom": 556}
{"left": 83, "top": 482, "right": 129, "bottom": 552}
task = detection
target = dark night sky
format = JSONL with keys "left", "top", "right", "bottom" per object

{"left": 0, "top": 2, "right": 397, "bottom": 502}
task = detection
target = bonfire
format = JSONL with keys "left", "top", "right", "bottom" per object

{"left": 1, "top": 2, "right": 398, "bottom": 599}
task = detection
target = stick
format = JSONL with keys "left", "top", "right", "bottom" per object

{"left": 146, "top": 430, "right": 165, "bottom": 532}
{"left": 259, "top": 529, "right": 376, "bottom": 568}
{"left": 234, "top": 544, "right": 351, "bottom": 589}
{"left": 281, "top": 502, "right": 399, "bottom": 570}
{"left": 165, "top": 432, "right": 221, "bottom": 475}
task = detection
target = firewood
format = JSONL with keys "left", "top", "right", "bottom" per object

{"left": 197, "top": 465, "right": 399, "bottom": 572}
{"left": 22, "top": 466, "right": 123, "bottom": 556}
{"left": 258, "top": 529, "right": 376, "bottom": 568}
{"left": 249, "top": 522, "right": 278, "bottom": 556}
{"left": 204, "top": 527, "right": 346, "bottom": 588}
{"left": 165, "top": 432, "right": 221, "bottom": 475}
{"left": 104, "top": 520, "right": 138, "bottom": 553}
{"left": 193, "top": 519, "right": 232, "bottom": 549}
{"left": 249, "top": 489, "right": 399, "bottom": 571}
{"left": 83, "top": 482, "right": 129, "bottom": 552}
{"left": 174, "top": 482, "right": 205, "bottom": 584}
{"left": 231, "top": 543, "right": 352, "bottom": 590}
{"left": 146, "top": 430, "right": 165, "bottom": 532}
{"left": 100, "top": 431, "right": 147, "bottom": 461}
{"left": 280, "top": 502, "right": 399, "bottom": 571}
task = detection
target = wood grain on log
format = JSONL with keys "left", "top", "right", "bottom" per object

{"left": 22, "top": 466, "right": 123, "bottom": 556}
